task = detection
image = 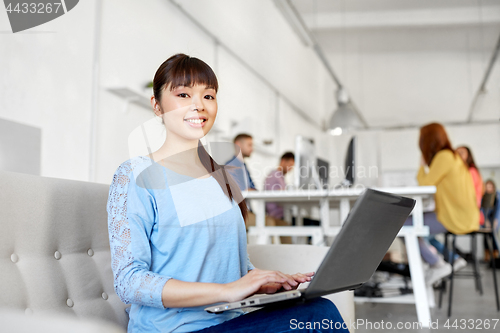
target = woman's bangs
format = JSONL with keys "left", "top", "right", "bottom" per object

{"left": 169, "top": 59, "right": 218, "bottom": 92}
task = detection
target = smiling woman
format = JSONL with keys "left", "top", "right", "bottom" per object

{"left": 106, "top": 53, "right": 348, "bottom": 333}
{"left": 148, "top": 54, "right": 247, "bottom": 214}
{"left": 151, "top": 55, "right": 217, "bottom": 136}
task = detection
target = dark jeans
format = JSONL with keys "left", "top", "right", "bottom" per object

{"left": 195, "top": 298, "right": 349, "bottom": 333}
{"left": 483, "top": 208, "right": 499, "bottom": 251}
{"left": 428, "top": 235, "right": 459, "bottom": 262}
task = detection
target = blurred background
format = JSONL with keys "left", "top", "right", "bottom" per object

{"left": 1, "top": 0, "right": 499, "bottom": 189}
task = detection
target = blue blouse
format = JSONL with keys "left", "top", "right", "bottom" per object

{"left": 107, "top": 156, "right": 254, "bottom": 333}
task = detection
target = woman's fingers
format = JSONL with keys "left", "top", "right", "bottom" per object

{"left": 251, "top": 270, "right": 296, "bottom": 294}
{"left": 289, "top": 272, "right": 314, "bottom": 283}
{"left": 253, "top": 269, "right": 288, "bottom": 287}
{"left": 259, "top": 270, "right": 317, "bottom": 289}
{"left": 224, "top": 269, "right": 286, "bottom": 301}
{"left": 225, "top": 269, "right": 314, "bottom": 302}
{"left": 275, "top": 271, "right": 298, "bottom": 287}
{"left": 292, "top": 273, "right": 307, "bottom": 279}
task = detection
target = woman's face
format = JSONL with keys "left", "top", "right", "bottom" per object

{"left": 155, "top": 83, "right": 217, "bottom": 140}
{"left": 456, "top": 147, "right": 468, "bottom": 163}
{"left": 486, "top": 182, "right": 495, "bottom": 194}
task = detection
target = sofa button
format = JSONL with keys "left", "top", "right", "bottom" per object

{"left": 102, "top": 292, "right": 108, "bottom": 300}
{"left": 54, "top": 251, "right": 62, "bottom": 260}
{"left": 66, "top": 299, "right": 74, "bottom": 308}
{"left": 87, "top": 249, "right": 94, "bottom": 257}
{"left": 11, "top": 254, "right": 19, "bottom": 263}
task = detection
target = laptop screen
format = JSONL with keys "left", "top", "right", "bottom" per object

{"left": 304, "top": 189, "right": 415, "bottom": 299}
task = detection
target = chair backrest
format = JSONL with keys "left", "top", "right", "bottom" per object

{"left": 0, "top": 171, "right": 128, "bottom": 329}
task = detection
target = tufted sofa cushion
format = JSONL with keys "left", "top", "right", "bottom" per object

{"left": 0, "top": 171, "right": 128, "bottom": 329}
{"left": 0, "top": 308, "right": 125, "bottom": 333}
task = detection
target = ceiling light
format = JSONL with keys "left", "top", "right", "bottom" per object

{"left": 329, "top": 127, "right": 343, "bottom": 136}
{"left": 328, "top": 88, "right": 366, "bottom": 134}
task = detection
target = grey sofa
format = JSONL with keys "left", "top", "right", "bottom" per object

{"left": 0, "top": 170, "right": 353, "bottom": 332}
{"left": 0, "top": 170, "right": 128, "bottom": 331}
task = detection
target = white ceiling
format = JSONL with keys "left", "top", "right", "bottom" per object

{"left": 292, "top": 0, "right": 500, "bottom": 34}
{"left": 288, "top": 0, "right": 500, "bottom": 127}
{"left": 292, "top": 0, "right": 500, "bottom": 15}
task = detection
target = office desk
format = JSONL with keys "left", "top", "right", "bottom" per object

{"left": 246, "top": 186, "right": 436, "bottom": 327}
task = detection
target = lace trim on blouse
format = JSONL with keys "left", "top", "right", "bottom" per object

{"left": 107, "top": 157, "right": 170, "bottom": 308}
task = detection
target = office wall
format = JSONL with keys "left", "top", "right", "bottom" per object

{"left": 0, "top": 119, "right": 41, "bottom": 175}
{"left": 0, "top": 0, "right": 97, "bottom": 181}
{"left": 93, "top": 0, "right": 334, "bottom": 185}
{"left": 2, "top": 1, "right": 497, "bottom": 187}
{"left": 173, "top": 0, "right": 331, "bottom": 119}
{"left": 0, "top": 1, "right": 334, "bottom": 185}
{"left": 94, "top": 0, "right": 217, "bottom": 183}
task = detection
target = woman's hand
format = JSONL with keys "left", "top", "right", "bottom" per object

{"left": 161, "top": 270, "right": 316, "bottom": 307}
{"left": 257, "top": 272, "right": 315, "bottom": 294}
{"left": 222, "top": 268, "right": 303, "bottom": 303}
{"left": 222, "top": 270, "right": 315, "bottom": 302}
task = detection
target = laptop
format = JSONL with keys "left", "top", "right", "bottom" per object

{"left": 205, "top": 188, "right": 415, "bottom": 314}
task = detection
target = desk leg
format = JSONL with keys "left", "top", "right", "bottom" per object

{"left": 291, "top": 205, "right": 299, "bottom": 244}
{"left": 412, "top": 197, "right": 424, "bottom": 230}
{"left": 339, "top": 199, "right": 350, "bottom": 225}
{"left": 405, "top": 233, "right": 431, "bottom": 327}
{"left": 427, "top": 285, "right": 435, "bottom": 308}
{"left": 254, "top": 200, "right": 268, "bottom": 245}
{"left": 312, "top": 229, "right": 323, "bottom": 247}
{"left": 272, "top": 236, "right": 281, "bottom": 244}
{"left": 283, "top": 204, "right": 292, "bottom": 224}
{"left": 320, "top": 198, "right": 329, "bottom": 244}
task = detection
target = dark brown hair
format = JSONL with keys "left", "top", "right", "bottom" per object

{"left": 483, "top": 179, "right": 497, "bottom": 208}
{"left": 152, "top": 53, "right": 218, "bottom": 101}
{"left": 457, "top": 145, "right": 479, "bottom": 170}
{"left": 419, "top": 123, "right": 454, "bottom": 165}
{"left": 485, "top": 179, "right": 497, "bottom": 192}
{"left": 233, "top": 133, "right": 253, "bottom": 143}
{"left": 281, "top": 152, "right": 295, "bottom": 161}
{"left": 152, "top": 54, "right": 248, "bottom": 222}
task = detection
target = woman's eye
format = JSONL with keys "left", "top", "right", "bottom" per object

{"left": 204, "top": 95, "right": 215, "bottom": 100}
{"left": 178, "top": 93, "right": 189, "bottom": 98}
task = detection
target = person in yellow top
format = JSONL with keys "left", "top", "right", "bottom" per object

{"left": 418, "top": 149, "right": 479, "bottom": 235}
{"left": 406, "top": 123, "right": 479, "bottom": 285}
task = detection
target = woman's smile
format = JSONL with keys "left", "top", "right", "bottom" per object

{"left": 184, "top": 116, "right": 207, "bottom": 128}
{"left": 153, "top": 83, "right": 217, "bottom": 139}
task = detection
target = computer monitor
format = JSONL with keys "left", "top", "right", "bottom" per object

{"left": 316, "top": 158, "right": 329, "bottom": 189}
{"left": 294, "top": 135, "right": 321, "bottom": 189}
{"left": 343, "top": 136, "right": 356, "bottom": 187}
